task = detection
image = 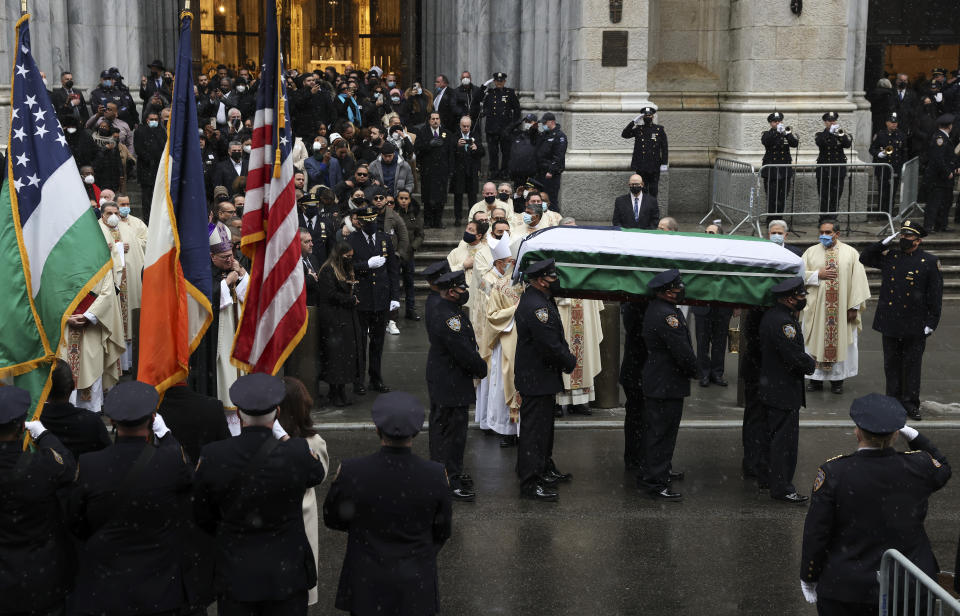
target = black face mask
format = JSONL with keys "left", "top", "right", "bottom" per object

{"left": 463, "top": 231, "right": 477, "bottom": 243}
{"left": 896, "top": 80, "right": 906, "bottom": 88}
{"left": 99, "top": 128, "right": 112, "bottom": 136}
{"left": 484, "top": 194, "right": 497, "bottom": 204}
{"left": 629, "top": 185, "right": 643, "bottom": 195}
{"left": 899, "top": 238, "right": 917, "bottom": 252}
{"left": 793, "top": 297, "right": 807, "bottom": 311}
{"left": 476, "top": 222, "right": 490, "bottom": 236}
{"left": 643, "top": 116, "right": 653, "bottom": 124}
{"left": 454, "top": 289, "right": 469, "bottom": 306}
{"left": 513, "top": 200, "right": 524, "bottom": 214}
{"left": 492, "top": 232, "right": 503, "bottom": 240}
{"left": 304, "top": 205, "right": 319, "bottom": 216}
{"left": 361, "top": 221, "right": 378, "bottom": 235}
{"left": 669, "top": 283, "right": 686, "bottom": 304}
{"left": 230, "top": 151, "right": 243, "bottom": 162}
{"left": 64, "top": 79, "right": 74, "bottom": 90}
{"left": 498, "top": 192, "right": 511, "bottom": 202}
{"left": 547, "top": 279, "right": 562, "bottom": 295}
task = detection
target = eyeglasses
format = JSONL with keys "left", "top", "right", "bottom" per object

{"left": 356, "top": 172, "right": 368, "bottom": 177}
{"left": 373, "top": 195, "right": 385, "bottom": 201}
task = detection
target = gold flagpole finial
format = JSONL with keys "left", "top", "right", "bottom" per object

{"left": 21, "top": 0, "right": 28, "bottom": 15}
{"left": 184, "top": 0, "right": 191, "bottom": 10}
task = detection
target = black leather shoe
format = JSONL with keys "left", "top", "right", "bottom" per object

{"left": 539, "top": 473, "right": 559, "bottom": 487}
{"left": 711, "top": 376, "right": 729, "bottom": 387}
{"left": 668, "top": 470, "right": 685, "bottom": 481}
{"left": 699, "top": 376, "right": 710, "bottom": 387}
{"left": 370, "top": 381, "right": 391, "bottom": 393}
{"left": 830, "top": 380, "right": 843, "bottom": 394}
{"left": 353, "top": 383, "right": 366, "bottom": 395}
{"left": 553, "top": 405, "right": 564, "bottom": 418}
{"left": 773, "top": 492, "right": 809, "bottom": 504}
{"left": 649, "top": 487, "right": 683, "bottom": 501}
{"left": 451, "top": 488, "right": 476, "bottom": 502}
{"left": 907, "top": 408, "right": 922, "bottom": 421}
{"left": 458, "top": 473, "right": 474, "bottom": 490}
{"left": 567, "top": 404, "right": 592, "bottom": 416}
{"left": 545, "top": 469, "right": 572, "bottom": 483}
{"left": 404, "top": 311, "right": 421, "bottom": 321}
{"left": 499, "top": 435, "right": 517, "bottom": 448}
{"left": 806, "top": 380, "right": 823, "bottom": 392}
{"left": 521, "top": 483, "right": 558, "bottom": 501}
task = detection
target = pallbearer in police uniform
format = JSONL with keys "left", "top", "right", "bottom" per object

{"left": 800, "top": 394, "right": 950, "bottom": 613}
{"left": 514, "top": 258, "right": 577, "bottom": 502}
{"left": 426, "top": 270, "right": 488, "bottom": 501}
{"left": 859, "top": 221, "right": 943, "bottom": 421}
{"left": 923, "top": 114, "right": 958, "bottom": 232}
{"left": 814, "top": 112, "right": 852, "bottom": 215}
{"left": 761, "top": 112, "right": 800, "bottom": 214}
{"left": 637, "top": 269, "right": 698, "bottom": 501}
{"left": 758, "top": 277, "right": 816, "bottom": 504}
{"left": 0, "top": 387, "right": 77, "bottom": 616}
{"left": 621, "top": 106, "right": 669, "bottom": 197}
{"left": 869, "top": 113, "right": 906, "bottom": 214}
{"left": 480, "top": 72, "right": 521, "bottom": 179}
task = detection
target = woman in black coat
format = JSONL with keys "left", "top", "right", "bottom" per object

{"left": 317, "top": 241, "right": 363, "bottom": 406}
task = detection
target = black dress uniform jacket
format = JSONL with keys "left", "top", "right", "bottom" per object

{"left": 480, "top": 87, "right": 521, "bottom": 135}
{"left": 815, "top": 129, "right": 852, "bottom": 163}
{"left": 299, "top": 209, "right": 335, "bottom": 266}
{"left": 619, "top": 301, "right": 649, "bottom": 388}
{"left": 801, "top": 433, "right": 951, "bottom": 603}
{"left": 348, "top": 229, "right": 401, "bottom": 312}
{"left": 761, "top": 128, "right": 799, "bottom": 178}
{"left": 622, "top": 120, "right": 668, "bottom": 175}
{"left": 426, "top": 297, "right": 487, "bottom": 406}
{"left": 157, "top": 384, "right": 230, "bottom": 463}
{"left": 69, "top": 434, "right": 192, "bottom": 615}
{"left": 194, "top": 426, "right": 327, "bottom": 602}
{"left": 324, "top": 446, "right": 452, "bottom": 616}
{"left": 758, "top": 303, "right": 816, "bottom": 410}
{"left": 507, "top": 124, "right": 541, "bottom": 180}
{"left": 641, "top": 297, "right": 698, "bottom": 398}
{"left": 514, "top": 286, "right": 577, "bottom": 396}
{"left": 868, "top": 128, "right": 906, "bottom": 169}
{"left": 859, "top": 242, "right": 943, "bottom": 337}
{"left": 537, "top": 127, "right": 568, "bottom": 176}
{"left": 926, "top": 129, "right": 957, "bottom": 188}
{"left": 0, "top": 433, "right": 76, "bottom": 615}
{"left": 39, "top": 400, "right": 110, "bottom": 460}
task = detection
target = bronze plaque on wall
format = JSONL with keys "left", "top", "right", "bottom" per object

{"left": 601, "top": 31, "right": 628, "bottom": 67}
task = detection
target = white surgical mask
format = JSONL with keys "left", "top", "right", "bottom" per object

{"left": 390, "top": 96, "right": 400, "bottom": 103}
{"left": 769, "top": 233, "right": 785, "bottom": 245}
{"left": 461, "top": 77, "right": 471, "bottom": 86}
{"left": 236, "top": 85, "right": 246, "bottom": 93}
{"left": 312, "top": 142, "right": 323, "bottom": 151}
{"left": 83, "top": 175, "right": 95, "bottom": 185}
{"left": 106, "top": 214, "right": 120, "bottom": 228}
{"left": 522, "top": 122, "right": 532, "bottom": 131}
{"left": 415, "top": 86, "right": 422, "bottom": 95}
{"left": 118, "top": 206, "right": 131, "bottom": 217}
{"left": 148, "top": 120, "right": 159, "bottom": 128}
{"left": 522, "top": 213, "right": 533, "bottom": 225}
{"left": 243, "top": 145, "right": 251, "bottom": 154}
{"left": 66, "top": 127, "right": 77, "bottom": 134}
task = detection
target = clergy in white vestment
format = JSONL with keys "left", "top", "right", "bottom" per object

{"left": 800, "top": 220, "right": 871, "bottom": 392}
{"left": 446, "top": 220, "right": 484, "bottom": 322}
{"left": 99, "top": 201, "right": 144, "bottom": 370}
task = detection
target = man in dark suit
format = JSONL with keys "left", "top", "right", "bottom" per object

{"left": 891, "top": 73, "right": 919, "bottom": 138}
{"left": 194, "top": 374, "right": 328, "bottom": 616}
{"left": 212, "top": 141, "right": 248, "bottom": 195}
{"left": 324, "top": 391, "right": 452, "bottom": 616}
{"left": 50, "top": 70, "right": 90, "bottom": 124}
{"left": 801, "top": 394, "right": 950, "bottom": 611}
{"left": 416, "top": 112, "right": 456, "bottom": 228}
{"left": 450, "top": 115, "right": 486, "bottom": 226}
{"left": 346, "top": 205, "right": 401, "bottom": 394}
{"left": 299, "top": 228, "right": 322, "bottom": 306}
{"left": 612, "top": 174, "right": 660, "bottom": 229}
{"left": 39, "top": 358, "right": 110, "bottom": 460}
{"left": 432, "top": 74, "right": 463, "bottom": 134}
{"left": 140, "top": 59, "right": 172, "bottom": 106}
{"left": 68, "top": 381, "right": 193, "bottom": 616}
{"left": 0, "top": 387, "right": 77, "bottom": 616}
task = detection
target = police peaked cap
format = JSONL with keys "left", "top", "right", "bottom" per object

{"left": 0, "top": 386, "right": 31, "bottom": 424}
{"left": 372, "top": 391, "right": 425, "bottom": 438}
{"left": 850, "top": 393, "right": 905, "bottom": 434}
{"left": 356, "top": 205, "right": 379, "bottom": 221}
{"left": 900, "top": 220, "right": 927, "bottom": 238}
{"left": 524, "top": 258, "right": 557, "bottom": 280}
{"left": 103, "top": 381, "right": 160, "bottom": 423}
{"left": 436, "top": 270, "right": 467, "bottom": 290}
{"left": 641, "top": 107, "right": 656, "bottom": 116}
{"left": 647, "top": 268, "right": 682, "bottom": 291}
{"left": 886, "top": 112, "right": 899, "bottom": 123}
{"left": 770, "top": 276, "right": 806, "bottom": 296}
{"left": 229, "top": 373, "right": 286, "bottom": 415}
{"left": 422, "top": 261, "right": 451, "bottom": 283}
{"left": 822, "top": 111, "right": 839, "bottom": 121}
{"left": 767, "top": 112, "right": 784, "bottom": 122}
{"left": 493, "top": 72, "right": 507, "bottom": 80}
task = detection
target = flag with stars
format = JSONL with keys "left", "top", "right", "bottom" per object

{"left": 231, "top": 0, "right": 305, "bottom": 375}
{"left": 0, "top": 14, "right": 111, "bottom": 420}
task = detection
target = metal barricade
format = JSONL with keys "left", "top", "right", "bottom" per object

{"left": 897, "top": 157, "right": 922, "bottom": 222}
{"left": 756, "top": 162, "right": 897, "bottom": 235}
{"left": 878, "top": 549, "right": 960, "bottom": 616}
{"left": 702, "top": 158, "right": 759, "bottom": 235}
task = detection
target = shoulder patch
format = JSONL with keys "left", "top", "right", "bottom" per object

{"left": 782, "top": 324, "right": 796, "bottom": 339}
{"left": 665, "top": 314, "right": 679, "bottom": 329}
{"left": 181, "top": 447, "right": 189, "bottom": 465}
{"left": 446, "top": 315, "right": 462, "bottom": 332}
{"left": 932, "top": 455, "right": 942, "bottom": 468}
{"left": 535, "top": 307, "right": 549, "bottom": 323}
{"left": 195, "top": 456, "right": 203, "bottom": 472}
{"left": 813, "top": 467, "right": 825, "bottom": 492}
{"left": 51, "top": 449, "right": 64, "bottom": 466}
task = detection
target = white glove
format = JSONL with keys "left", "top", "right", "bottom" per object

{"left": 483, "top": 78, "right": 494, "bottom": 87}
{"left": 272, "top": 419, "right": 289, "bottom": 440}
{"left": 882, "top": 232, "right": 899, "bottom": 245}
{"left": 935, "top": 92, "right": 943, "bottom": 103}
{"left": 152, "top": 413, "right": 170, "bottom": 439}
{"left": 367, "top": 255, "right": 386, "bottom": 269}
{"left": 924, "top": 326, "right": 933, "bottom": 336}
{"left": 899, "top": 425, "right": 919, "bottom": 441}
{"left": 777, "top": 124, "right": 786, "bottom": 133}
{"left": 24, "top": 421, "right": 46, "bottom": 440}
{"left": 632, "top": 115, "right": 643, "bottom": 124}
{"left": 389, "top": 300, "right": 400, "bottom": 312}
{"left": 829, "top": 124, "right": 839, "bottom": 134}
{"left": 659, "top": 164, "right": 668, "bottom": 172}
{"left": 877, "top": 150, "right": 887, "bottom": 158}
{"left": 800, "top": 580, "right": 818, "bottom": 604}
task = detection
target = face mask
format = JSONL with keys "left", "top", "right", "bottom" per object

{"left": 66, "top": 127, "right": 77, "bottom": 134}
{"left": 492, "top": 231, "right": 503, "bottom": 240}
{"left": 521, "top": 122, "right": 532, "bottom": 131}
{"left": 896, "top": 81, "right": 906, "bottom": 88}
{"left": 64, "top": 80, "right": 74, "bottom": 90}
{"left": 148, "top": 120, "right": 159, "bottom": 128}
{"left": 548, "top": 279, "right": 562, "bottom": 294}
{"left": 463, "top": 231, "right": 477, "bottom": 243}
{"left": 99, "top": 128, "right": 112, "bottom": 136}
{"left": 671, "top": 284, "right": 686, "bottom": 303}
{"left": 538, "top": 124, "right": 547, "bottom": 133}
{"left": 312, "top": 141, "right": 326, "bottom": 152}
{"left": 230, "top": 152, "right": 243, "bottom": 162}
{"left": 522, "top": 213, "right": 534, "bottom": 225}
{"left": 304, "top": 204, "right": 319, "bottom": 216}
{"left": 236, "top": 85, "right": 246, "bottom": 93}
{"left": 372, "top": 137, "right": 382, "bottom": 146}
{"left": 454, "top": 288, "right": 469, "bottom": 306}
{"left": 476, "top": 221, "right": 490, "bottom": 236}
{"left": 498, "top": 192, "right": 510, "bottom": 201}
{"left": 643, "top": 116, "right": 653, "bottom": 124}
{"left": 105, "top": 214, "right": 120, "bottom": 228}
{"left": 83, "top": 175, "right": 95, "bottom": 185}
{"left": 484, "top": 194, "right": 497, "bottom": 204}
{"left": 243, "top": 145, "right": 251, "bottom": 154}
{"left": 118, "top": 206, "right": 131, "bottom": 217}
{"left": 769, "top": 233, "right": 785, "bottom": 245}
{"left": 415, "top": 86, "right": 423, "bottom": 95}
{"left": 390, "top": 95, "right": 400, "bottom": 103}
{"left": 387, "top": 80, "right": 396, "bottom": 88}
{"left": 461, "top": 78, "right": 471, "bottom": 86}
{"left": 899, "top": 237, "right": 917, "bottom": 252}
{"left": 793, "top": 297, "right": 808, "bottom": 311}
{"left": 818, "top": 234, "right": 834, "bottom": 247}
{"left": 101, "top": 80, "right": 112, "bottom": 88}
{"left": 629, "top": 185, "right": 643, "bottom": 195}
{"left": 540, "top": 203, "right": 548, "bottom": 213}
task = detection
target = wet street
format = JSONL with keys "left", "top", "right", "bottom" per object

{"left": 308, "top": 427, "right": 960, "bottom": 616}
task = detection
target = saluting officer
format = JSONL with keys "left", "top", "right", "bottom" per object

{"left": 426, "top": 269, "right": 488, "bottom": 501}
{"left": 69, "top": 381, "right": 192, "bottom": 616}
{"left": 514, "top": 258, "right": 577, "bottom": 502}
{"left": 324, "top": 391, "right": 452, "bottom": 616}
{"left": 869, "top": 112, "right": 907, "bottom": 214}
{"left": 758, "top": 277, "right": 816, "bottom": 504}
{"left": 637, "top": 269, "right": 698, "bottom": 501}
{"left": 800, "top": 394, "right": 950, "bottom": 612}
{"left": 536, "top": 112, "right": 568, "bottom": 211}
{"left": 761, "top": 112, "right": 800, "bottom": 213}
{"left": 298, "top": 193, "right": 336, "bottom": 266}
{"left": 621, "top": 106, "right": 669, "bottom": 197}
{"left": 859, "top": 220, "right": 943, "bottom": 421}
{"left": 194, "top": 373, "right": 328, "bottom": 615}
{"left": 814, "top": 111, "right": 852, "bottom": 215}
{"left": 480, "top": 71, "right": 521, "bottom": 179}
{"left": 0, "top": 387, "right": 77, "bottom": 616}
{"left": 923, "top": 113, "right": 958, "bottom": 232}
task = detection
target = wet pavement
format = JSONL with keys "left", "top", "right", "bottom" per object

{"left": 308, "top": 427, "right": 960, "bottom": 615}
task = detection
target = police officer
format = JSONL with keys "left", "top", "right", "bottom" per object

{"left": 637, "top": 269, "right": 698, "bottom": 500}
{"left": 923, "top": 114, "right": 958, "bottom": 232}
{"left": 507, "top": 113, "right": 541, "bottom": 188}
{"left": 620, "top": 300, "right": 649, "bottom": 471}
{"left": 89, "top": 69, "right": 138, "bottom": 129}
{"left": 298, "top": 193, "right": 335, "bottom": 266}
{"left": 758, "top": 277, "right": 816, "bottom": 504}
{"left": 194, "top": 373, "right": 328, "bottom": 615}
{"left": 536, "top": 112, "right": 568, "bottom": 211}
{"left": 800, "top": 394, "right": 950, "bottom": 612}
{"left": 621, "top": 106, "right": 669, "bottom": 197}
{"left": 69, "top": 381, "right": 192, "bottom": 616}
{"left": 814, "top": 111, "right": 852, "bottom": 215}
{"left": 869, "top": 112, "right": 907, "bottom": 214}
{"left": 0, "top": 387, "right": 76, "bottom": 616}
{"left": 347, "top": 204, "right": 401, "bottom": 393}
{"left": 426, "top": 269, "right": 488, "bottom": 501}
{"left": 859, "top": 221, "right": 943, "bottom": 421}
{"left": 324, "top": 391, "right": 452, "bottom": 616}
{"left": 761, "top": 112, "right": 800, "bottom": 213}
{"left": 422, "top": 259, "right": 451, "bottom": 318}
{"left": 480, "top": 72, "right": 521, "bottom": 179}
{"left": 515, "top": 258, "right": 577, "bottom": 501}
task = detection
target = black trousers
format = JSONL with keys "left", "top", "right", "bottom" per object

{"left": 815, "top": 598, "right": 874, "bottom": 616}
{"left": 623, "top": 387, "right": 645, "bottom": 467}
{"left": 539, "top": 173, "right": 562, "bottom": 212}
{"left": 451, "top": 189, "right": 475, "bottom": 224}
{"left": 763, "top": 172, "right": 793, "bottom": 214}
{"left": 875, "top": 167, "right": 900, "bottom": 213}
{"left": 741, "top": 379, "right": 766, "bottom": 477}
{"left": 815, "top": 167, "right": 846, "bottom": 214}
{"left": 924, "top": 183, "right": 952, "bottom": 231}
{"left": 357, "top": 309, "right": 387, "bottom": 385}
{"left": 218, "top": 591, "right": 307, "bottom": 616}
{"left": 695, "top": 310, "right": 730, "bottom": 379}
{"left": 428, "top": 403, "right": 469, "bottom": 486}
{"left": 139, "top": 182, "right": 155, "bottom": 221}
{"left": 635, "top": 169, "right": 661, "bottom": 198}
{"left": 516, "top": 393, "right": 556, "bottom": 486}
{"left": 882, "top": 334, "right": 926, "bottom": 414}
{"left": 759, "top": 404, "right": 799, "bottom": 497}
{"left": 639, "top": 397, "right": 683, "bottom": 490}
{"left": 486, "top": 132, "right": 509, "bottom": 176}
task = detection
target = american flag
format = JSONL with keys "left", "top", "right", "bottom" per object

{"left": 230, "top": 1, "right": 306, "bottom": 374}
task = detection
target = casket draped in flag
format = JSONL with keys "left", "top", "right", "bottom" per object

{"left": 513, "top": 227, "right": 804, "bottom": 306}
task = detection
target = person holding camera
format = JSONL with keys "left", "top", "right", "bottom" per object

{"left": 450, "top": 115, "right": 486, "bottom": 227}
{"left": 51, "top": 70, "right": 90, "bottom": 124}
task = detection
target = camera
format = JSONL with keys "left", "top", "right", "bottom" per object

{"left": 464, "top": 137, "right": 474, "bottom": 144}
